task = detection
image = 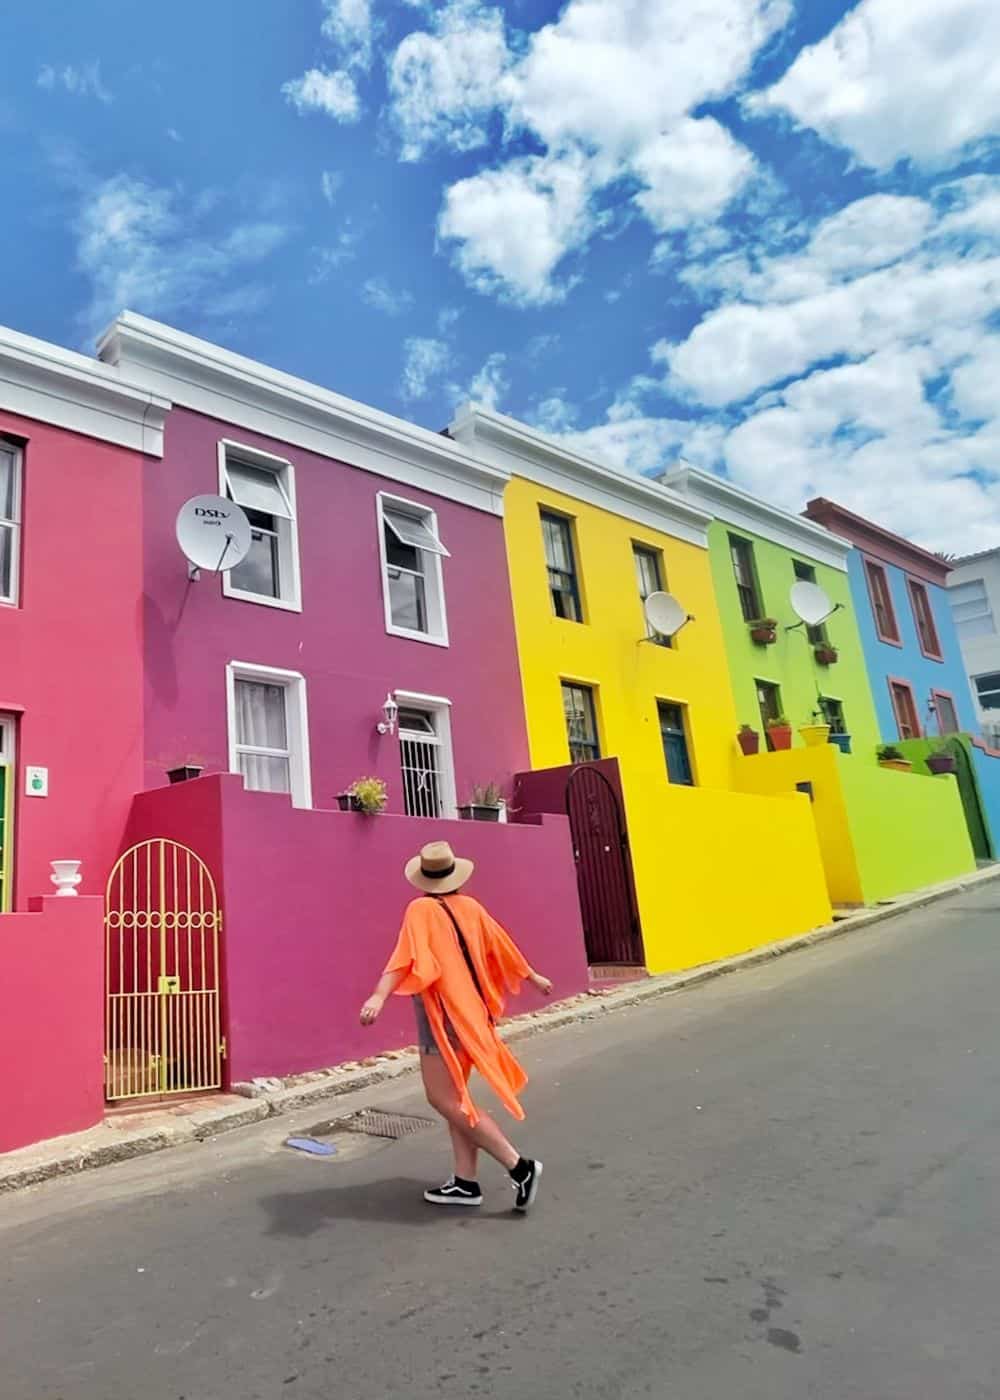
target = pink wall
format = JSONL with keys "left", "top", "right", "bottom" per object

{"left": 124, "top": 775, "right": 589, "bottom": 1082}
{"left": 0, "top": 410, "right": 145, "bottom": 906}
{"left": 143, "top": 406, "right": 529, "bottom": 809}
{"left": 0, "top": 896, "right": 104, "bottom": 1153}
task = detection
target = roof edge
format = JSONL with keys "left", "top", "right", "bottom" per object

{"left": 804, "top": 497, "right": 952, "bottom": 586}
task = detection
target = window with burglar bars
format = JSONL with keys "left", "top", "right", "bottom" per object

{"left": 398, "top": 707, "right": 448, "bottom": 818}
{"left": 541, "top": 511, "right": 583, "bottom": 622}
{"left": 562, "top": 682, "right": 600, "bottom": 764}
{"left": 729, "top": 534, "right": 763, "bottom": 622}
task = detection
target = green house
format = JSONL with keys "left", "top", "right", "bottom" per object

{"left": 661, "top": 467, "right": 976, "bottom": 908}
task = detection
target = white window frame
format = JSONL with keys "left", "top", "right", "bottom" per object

{"left": 225, "top": 661, "right": 313, "bottom": 809}
{"left": 0, "top": 440, "right": 23, "bottom": 608}
{"left": 376, "top": 492, "right": 450, "bottom": 647}
{"left": 218, "top": 439, "right": 302, "bottom": 613}
{"left": 394, "top": 689, "right": 457, "bottom": 818}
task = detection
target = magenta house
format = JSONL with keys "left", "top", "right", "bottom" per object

{"left": 94, "top": 313, "right": 586, "bottom": 1096}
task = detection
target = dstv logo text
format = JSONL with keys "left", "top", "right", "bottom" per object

{"left": 195, "top": 507, "right": 230, "bottom": 520}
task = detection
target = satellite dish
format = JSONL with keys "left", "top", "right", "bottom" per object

{"left": 790, "top": 580, "right": 834, "bottom": 627}
{"left": 644, "top": 591, "right": 691, "bottom": 638}
{"left": 176, "top": 495, "right": 252, "bottom": 575}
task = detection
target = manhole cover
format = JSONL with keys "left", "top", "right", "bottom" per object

{"left": 308, "top": 1108, "right": 437, "bottom": 1141}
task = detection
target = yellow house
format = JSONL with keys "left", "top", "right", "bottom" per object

{"left": 450, "top": 406, "right": 831, "bottom": 975}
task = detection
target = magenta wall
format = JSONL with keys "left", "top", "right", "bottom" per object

{"left": 0, "top": 409, "right": 145, "bottom": 906}
{"left": 143, "top": 406, "right": 529, "bottom": 808}
{"left": 124, "top": 775, "right": 589, "bottom": 1082}
{"left": 0, "top": 897, "right": 104, "bottom": 1153}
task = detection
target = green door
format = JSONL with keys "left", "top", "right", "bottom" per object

{"left": 947, "top": 740, "right": 992, "bottom": 861}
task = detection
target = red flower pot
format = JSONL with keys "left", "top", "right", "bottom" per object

{"left": 814, "top": 646, "right": 838, "bottom": 666}
{"left": 750, "top": 624, "right": 777, "bottom": 645}
{"left": 737, "top": 729, "right": 760, "bottom": 756}
{"left": 768, "top": 725, "right": 793, "bottom": 751}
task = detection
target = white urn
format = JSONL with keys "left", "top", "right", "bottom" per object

{"left": 50, "top": 860, "right": 82, "bottom": 897}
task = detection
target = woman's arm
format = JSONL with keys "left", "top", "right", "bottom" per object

{"left": 527, "top": 969, "right": 553, "bottom": 996}
{"left": 360, "top": 967, "right": 407, "bottom": 1025}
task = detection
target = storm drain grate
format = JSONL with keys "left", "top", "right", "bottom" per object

{"left": 307, "top": 1108, "right": 438, "bottom": 1140}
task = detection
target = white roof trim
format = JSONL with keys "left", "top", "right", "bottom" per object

{"left": 661, "top": 464, "right": 850, "bottom": 573}
{"left": 448, "top": 404, "right": 711, "bottom": 548}
{"left": 0, "top": 322, "right": 169, "bottom": 456}
{"left": 98, "top": 312, "right": 508, "bottom": 516}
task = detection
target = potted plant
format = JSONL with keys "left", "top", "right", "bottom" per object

{"left": 926, "top": 744, "right": 958, "bottom": 776}
{"left": 766, "top": 715, "right": 793, "bottom": 751}
{"left": 337, "top": 776, "right": 388, "bottom": 813}
{"left": 877, "top": 745, "right": 912, "bottom": 773}
{"left": 749, "top": 618, "right": 778, "bottom": 646}
{"left": 737, "top": 724, "right": 760, "bottom": 756}
{"left": 814, "top": 644, "right": 838, "bottom": 666}
{"left": 458, "top": 782, "right": 505, "bottom": 821}
{"left": 828, "top": 731, "right": 852, "bottom": 755}
{"left": 166, "top": 757, "right": 204, "bottom": 784}
{"left": 798, "top": 719, "right": 831, "bottom": 748}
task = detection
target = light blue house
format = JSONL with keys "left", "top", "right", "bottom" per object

{"left": 804, "top": 497, "right": 1000, "bottom": 862}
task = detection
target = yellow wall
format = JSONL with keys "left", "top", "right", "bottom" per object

{"left": 732, "top": 745, "right": 977, "bottom": 906}
{"left": 503, "top": 475, "right": 832, "bottom": 972}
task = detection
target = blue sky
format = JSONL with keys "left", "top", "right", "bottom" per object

{"left": 1, "top": 0, "right": 998, "bottom": 550}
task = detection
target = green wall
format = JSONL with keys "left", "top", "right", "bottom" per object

{"left": 707, "top": 520, "right": 881, "bottom": 750}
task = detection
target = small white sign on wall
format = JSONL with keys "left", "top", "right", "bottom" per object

{"left": 25, "top": 766, "right": 49, "bottom": 798}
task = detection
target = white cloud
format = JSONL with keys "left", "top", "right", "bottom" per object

{"left": 632, "top": 117, "right": 755, "bottom": 233}
{"left": 166, "top": 127, "right": 181, "bottom": 143}
{"left": 321, "top": 0, "right": 374, "bottom": 69}
{"left": 400, "top": 337, "right": 452, "bottom": 400}
{"left": 309, "top": 224, "right": 362, "bottom": 282}
{"left": 388, "top": 0, "right": 789, "bottom": 302}
{"left": 75, "top": 174, "right": 290, "bottom": 337}
{"left": 320, "top": 170, "right": 343, "bottom": 204}
{"left": 388, "top": 0, "right": 509, "bottom": 161}
{"left": 533, "top": 394, "right": 578, "bottom": 434}
{"left": 465, "top": 351, "right": 508, "bottom": 410}
{"left": 950, "top": 338, "right": 1000, "bottom": 422}
{"left": 361, "top": 276, "right": 414, "bottom": 315}
{"left": 439, "top": 154, "right": 596, "bottom": 303}
{"left": 437, "top": 305, "right": 462, "bottom": 333}
{"left": 750, "top": 0, "right": 1000, "bottom": 169}
{"left": 282, "top": 68, "right": 360, "bottom": 122}
{"left": 37, "top": 62, "right": 112, "bottom": 103}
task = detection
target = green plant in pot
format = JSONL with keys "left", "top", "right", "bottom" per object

{"left": 877, "top": 745, "right": 912, "bottom": 773}
{"left": 766, "top": 715, "right": 793, "bottom": 751}
{"left": 926, "top": 742, "right": 958, "bottom": 776}
{"left": 338, "top": 776, "right": 388, "bottom": 813}
{"left": 458, "top": 781, "right": 505, "bottom": 822}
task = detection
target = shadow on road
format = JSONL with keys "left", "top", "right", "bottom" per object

{"left": 260, "top": 1177, "right": 488, "bottom": 1235}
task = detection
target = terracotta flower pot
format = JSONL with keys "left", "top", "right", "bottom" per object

{"left": 814, "top": 646, "right": 838, "bottom": 666}
{"left": 768, "top": 725, "right": 793, "bottom": 751}
{"left": 737, "top": 728, "right": 760, "bottom": 756}
{"left": 799, "top": 723, "right": 831, "bottom": 748}
{"left": 750, "top": 624, "right": 777, "bottom": 645}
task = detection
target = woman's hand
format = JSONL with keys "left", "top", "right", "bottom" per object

{"left": 360, "top": 993, "right": 385, "bottom": 1026}
{"left": 530, "top": 972, "right": 553, "bottom": 997}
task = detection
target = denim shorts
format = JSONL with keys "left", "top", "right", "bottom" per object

{"left": 413, "top": 997, "right": 460, "bottom": 1056}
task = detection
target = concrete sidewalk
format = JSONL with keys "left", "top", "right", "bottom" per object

{"left": 3, "top": 861, "right": 997, "bottom": 1195}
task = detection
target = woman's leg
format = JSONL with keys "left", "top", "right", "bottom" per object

{"left": 421, "top": 1054, "right": 519, "bottom": 1170}
{"left": 448, "top": 1123, "right": 479, "bottom": 1181}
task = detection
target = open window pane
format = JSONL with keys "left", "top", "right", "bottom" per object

{"left": 890, "top": 682, "right": 921, "bottom": 739}
{"left": 934, "top": 694, "right": 960, "bottom": 735}
{"left": 542, "top": 513, "right": 583, "bottom": 623}
{"left": 658, "top": 702, "right": 693, "bottom": 785}
{"left": 818, "top": 696, "right": 846, "bottom": 734}
{"left": 562, "top": 682, "right": 600, "bottom": 764}
{"left": 225, "top": 461, "right": 293, "bottom": 519}
{"left": 384, "top": 509, "right": 449, "bottom": 558}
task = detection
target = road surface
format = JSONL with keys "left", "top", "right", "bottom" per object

{"left": 3, "top": 881, "right": 1000, "bottom": 1398}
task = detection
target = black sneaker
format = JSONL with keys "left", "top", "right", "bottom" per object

{"left": 423, "top": 1176, "right": 483, "bottom": 1207}
{"left": 511, "top": 1159, "right": 543, "bottom": 1212}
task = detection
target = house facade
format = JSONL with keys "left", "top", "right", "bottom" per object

{"left": 947, "top": 547, "right": 1000, "bottom": 745}
{"left": 450, "top": 405, "right": 832, "bottom": 975}
{"left": 666, "top": 472, "right": 976, "bottom": 904}
{"left": 0, "top": 323, "right": 169, "bottom": 909}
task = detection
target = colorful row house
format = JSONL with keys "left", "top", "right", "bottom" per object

{"left": 1, "top": 310, "right": 996, "bottom": 1155}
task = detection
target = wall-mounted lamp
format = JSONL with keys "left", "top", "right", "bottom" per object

{"left": 377, "top": 692, "right": 399, "bottom": 736}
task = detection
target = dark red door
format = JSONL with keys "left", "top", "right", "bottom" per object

{"left": 566, "top": 765, "right": 644, "bottom": 966}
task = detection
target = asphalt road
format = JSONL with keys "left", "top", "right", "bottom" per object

{"left": 4, "top": 882, "right": 1000, "bottom": 1400}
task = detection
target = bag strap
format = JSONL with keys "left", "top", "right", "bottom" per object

{"left": 433, "top": 896, "right": 494, "bottom": 1025}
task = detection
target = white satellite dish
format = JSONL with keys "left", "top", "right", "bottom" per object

{"left": 643, "top": 591, "right": 692, "bottom": 639}
{"left": 176, "top": 495, "right": 252, "bottom": 577}
{"left": 790, "top": 580, "right": 835, "bottom": 627}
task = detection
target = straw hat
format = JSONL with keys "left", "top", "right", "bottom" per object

{"left": 405, "top": 840, "right": 474, "bottom": 895}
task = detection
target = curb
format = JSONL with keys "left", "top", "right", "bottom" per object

{"left": 3, "top": 862, "right": 997, "bottom": 1194}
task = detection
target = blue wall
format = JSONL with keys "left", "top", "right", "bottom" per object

{"left": 845, "top": 553, "right": 979, "bottom": 741}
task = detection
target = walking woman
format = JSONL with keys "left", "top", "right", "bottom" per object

{"left": 360, "top": 841, "right": 552, "bottom": 1211}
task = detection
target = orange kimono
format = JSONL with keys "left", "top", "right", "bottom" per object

{"left": 383, "top": 894, "right": 533, "bottom": 1126}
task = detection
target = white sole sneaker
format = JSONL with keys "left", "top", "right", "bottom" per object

{"left": 423, "top": 1186, "right": 483, "bottom": 1207}
{"left": 513, "top": 1159, "right": 543, "bottom": 1212}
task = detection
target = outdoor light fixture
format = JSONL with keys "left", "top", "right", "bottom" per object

{"left": 377, "top": 692, "right": 399, "bottom": 736}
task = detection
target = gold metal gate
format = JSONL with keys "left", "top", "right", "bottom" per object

{"left": 105, "top": 840, "right": 224, "bottom": 1101}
